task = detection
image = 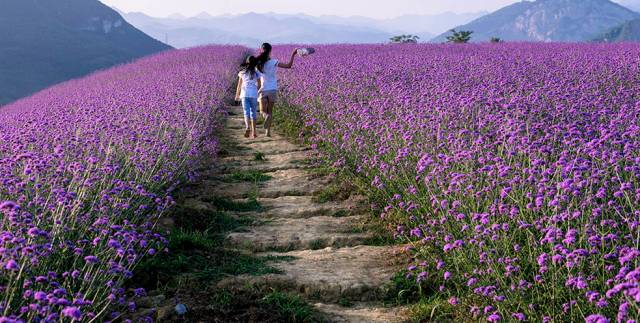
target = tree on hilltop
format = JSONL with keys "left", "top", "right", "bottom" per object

{"left": 446, "top": 29, "right": 473, "bottom": 43}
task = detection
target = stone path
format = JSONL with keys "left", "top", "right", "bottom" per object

{"left": 195, "top": 105, "right": 408, "bottom": 322}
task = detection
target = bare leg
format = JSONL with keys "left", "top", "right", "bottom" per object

{"left": 264, "top": 100, "right": 275, "bottom": 137}
{"left": 251, "top": 119, "right": 258, "bottom": 138}
{"left": 244, "top": 116, "right": 250, "bottom": 138}
{"left": 260, "top": 97, "right": 269, "bottom": 124}
{"left": 259, "top": 97, "right": 266, "bottom": 119}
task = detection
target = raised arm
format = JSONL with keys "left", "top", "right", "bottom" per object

{"left": 277, "top": 48, "right": 298, "bottom": 69}
{"left": 235, "top": 77, "right": 243, "bottom": 101}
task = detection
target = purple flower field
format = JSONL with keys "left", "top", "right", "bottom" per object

{"left": 277, "top": 43, "right": 640, "bottom": 321}
{"left": 0, "top": 46, "right": 244, "bottom": 321}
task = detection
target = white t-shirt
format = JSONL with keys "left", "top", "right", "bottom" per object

{"left": 238, "top": 69, "right": 262, "bottom": 98}
{"left": 260, "top": 59, "right": 279, "bottom": 91}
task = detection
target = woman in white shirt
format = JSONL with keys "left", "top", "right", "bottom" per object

{"left": 256, "top": 43, "right": 299, "bottom": 137}
{"left": 235, "top": 56, "right": 262, "bottom": 138}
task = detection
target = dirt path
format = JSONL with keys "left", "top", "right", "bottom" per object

{"left": 186, "top": 105, "right": 408, "bottom": 322}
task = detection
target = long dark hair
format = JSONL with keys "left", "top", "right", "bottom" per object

{"left": 240, "top": 55, "right": 258, "bottom": 79}
{"left": 256, "top": 43, "right": 272, "bottom": 73}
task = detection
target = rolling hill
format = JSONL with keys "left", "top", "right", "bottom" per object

{"left": 0, "top": 0, "right": 170, "bottom": 106}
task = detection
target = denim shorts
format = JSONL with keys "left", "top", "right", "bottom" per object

{"left": 242, "top": 97, "right": 258, "bottom": 120}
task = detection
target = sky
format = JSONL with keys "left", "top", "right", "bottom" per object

{"left": 99, "top": 0, "right": 526, "bottom": 19}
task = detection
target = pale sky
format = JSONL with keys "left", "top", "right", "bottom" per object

{"left": 99, "top": 0, "right": 527, "bottom": 19}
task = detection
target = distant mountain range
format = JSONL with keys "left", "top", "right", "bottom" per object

{"left": 118, "top": 11, "right": 486, "bottom": 48}
{"left": 0, "top": 0, "right": 170, "bottom": 106}
{"left": 432, "top": 0, "right": 640, "bottom": 42}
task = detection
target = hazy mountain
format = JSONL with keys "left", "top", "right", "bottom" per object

{"left": 121, "top": 11, "right": 484, "bottom": 48}
{"left": 594, "top": 18, "right": 640, "bottom": 40}
{"left": 122, "top": 12, "right": 394, "bottom": 47}
{"left": 0, "top": 0, "right": 170, "bottom": 106}
{"left": 432, "top": 0, "right": 640, "bottom": 42}
{"left": 263, "top": 11, "right": 486, "bottom": 35}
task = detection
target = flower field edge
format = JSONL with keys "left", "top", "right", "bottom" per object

{"left": 0, "top": 45, "right": 246, "bottom": 321}
{"left": 274, "top": 43, "right": 640, "bottom": 322}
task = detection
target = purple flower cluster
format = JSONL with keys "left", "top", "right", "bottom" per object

{"left": 277, "top": 43, "right": 640, "bottom": 321}
{"left": 0, "top": 45, "right": 245, "bottom": 321}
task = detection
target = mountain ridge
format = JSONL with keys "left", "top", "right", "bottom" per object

{"left": 432, "top": 0, "right": 640, "bottom": 42}
{"left": 120, "top": 11, "right": 485, "bottom": 48}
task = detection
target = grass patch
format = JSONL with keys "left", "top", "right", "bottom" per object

{"left": 172, "top": 287, "right": 324, "bottom": 322}
{"left": 312, "top": 179, "right": 354, "bottom": 204}
{"left": 309, "top": 239, "right": 326, "bottom": 250}
{"left": 406, "top": 297, "right": 456, "bottom": 322}
{"left": 337, "top": 297, "right": 354, "bottom": 308}
{"left": 223, "top": 170, "right": 272, "bottom": 183}
{"left": 195, "top": 252, "right": 293, "bottom": 281}
{"left": 132, "top": 204, "right": 269, "bottom": 291}
{"left": 264, "top": 243, "right": 298, "bottom": 253}
{"left": 384, "top": 271, "right": 428, "bottom": 305}
{"left": 290, "top": 158, "right": 313, "bottom": 166}
{"left": 261, "top": 290, "right": 323, "bottom": 323}
{"left": 312, "top": 185, "right": 341, "bottom": 203}
{"left": 331, "top": 210, "right": 349, "bottom": 218}
{"left": 133, "top": 227, "right": 283, "bottom": 290}
{"left": 360, "top": 209, "right": 405, "bottom": 246}
{"left": 274, "top": 101, "right": 310, "bottom": 142}
{"left": 382, "top": 271, "right": 458, "bottom": 322}
{"left": 254, "top": 151, "right": 266, "bottom": 161}
{"left": 205, "top": 196, "right": 263, "bottom": 212}
{"left": 309, "top": 166, "right": 336, "bottom": 178}
{"left": 282, "top": 190, "right": 307, "bottom": 197}
{"left": 170, "top": 205, "right": 253, "bottom": 232}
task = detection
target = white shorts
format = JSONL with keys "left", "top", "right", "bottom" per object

{"left": 259, "top": 90, "right": 278, "bottom": 102}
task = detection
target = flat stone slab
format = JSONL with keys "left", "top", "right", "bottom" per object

{"left": 235, "top": 140, "right": 309, "bottom": 156}
{"left": 234, "top": 196, "right": 363, "bottom": 219}
{"left": 315, "top": 303, "right": 408, "bottom": 323}
{"left": 218, "top": 246, "right": 402, "bottom": 302}
{"left": 216, "top": 150, "right": 313, "bottom": 173}
{"left": 257, "top": 169, "right": 331, "bottom": 198}
{"left": 182, "top": 169, "right": 331, "bottom": 200}
{"left": 226, "top": 216, "right": 372, "bottom": 252}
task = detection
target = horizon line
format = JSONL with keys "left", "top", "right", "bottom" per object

{"left": 116, "top": 8, "right": 490, "bottom": 21}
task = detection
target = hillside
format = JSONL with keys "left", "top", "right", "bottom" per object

{"left": 432, "top": 0, "right": 640, "bottom": 42}
{"left": 0, "top": 0, "right": 170, "bottom": 106}
{"left": 595, "top": 18, "right": 640, "bottom": 40}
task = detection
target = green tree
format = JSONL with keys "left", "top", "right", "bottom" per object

{"left": 490, "top": 37, "right": 502, "bottom": 43}
{"left": 446, "top": 29, "right": 473, "bottom": 43}
{"left": 390, "top": 34, "right": 420, "bottom": 44}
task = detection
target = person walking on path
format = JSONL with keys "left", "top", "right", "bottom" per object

{"left": 235, "top": 55, "right": 262, "bottom": 139}
{"left": 256, "top": 43, "right": 299, "bottom": 137}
